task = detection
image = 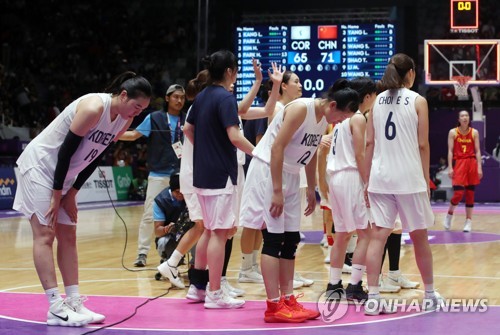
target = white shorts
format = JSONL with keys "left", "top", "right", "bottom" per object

{"left": 13, "top": 168, "right": 74, "bottom": 226}
{"left": 327, "top": 170, "right": 369, "bottom": 233}
{"left": 394, "top": 215, "right": 402, "bottom": 230}
{"left": 368, "top": 192, "right": 435, "bottom": 232}
{"left": 184, "top": 193, "right": 203, "bottom": 222}
{"left": 239, "top": 158, "right": 301, "bottom": 234}
{"left": 197, "top": 186, "right": 238, "bottom": 230}
{"left": 235, "top": 164, "right": 245, "bottom": 225}
{"left": 320, "top": 197, "right": 331, "bottom": 210}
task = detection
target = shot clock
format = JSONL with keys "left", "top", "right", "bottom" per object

{"left": 450, "top": 0, "right": 479, "bottom": 33}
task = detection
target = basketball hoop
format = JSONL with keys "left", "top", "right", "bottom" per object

{"left": 451, "top": 76, "right": 472, "bottom": 100}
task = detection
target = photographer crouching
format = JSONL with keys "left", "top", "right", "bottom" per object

{"left": 153, "top": 174, "right": 194, "bottom": 288}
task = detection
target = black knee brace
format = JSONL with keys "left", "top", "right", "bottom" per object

{"left": 188, "top": 268, "right": 208, "bottom": 290}
{"left": 262, "top": 229, "right": 285, "bottom": 258}
{"left": 281, "top": 231, "right": 301, "bottom": 260}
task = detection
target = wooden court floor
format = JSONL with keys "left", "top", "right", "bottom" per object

{"left": 1, "top": 201, "right": 499, "bottom": 307}
{"left": 0, "top": 201, "right": 500, "bottom": 305}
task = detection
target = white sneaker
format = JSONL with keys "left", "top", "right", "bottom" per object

{"left": 293, "top": 280, "right": 304, "bottom": 289}
{"left": 422, "top": 292, "right": 445, "bottom": 311}
{"left": 443, "top": 214, "right": 452, "bottom": 230}
{"left": 238, "top": 268, "right": 264, "bottom": 283}
{"left": 158, "top": 261, "right": 185, "bottom": 289}
{"left": 320, "top": 234, "right": 327, "bottom": 248}
{"left": 221, "top": 277, "right": 245, "bottom": 297}
{"left": 463, "top": 219, "right": 472, "bottom": 232}
{"left": 342, "top": 263, "right": 352, "bottom": 274}
{"left": 387, "top": 273, "right": 420, "bottom": 289}
{"left": 324, "top": 246, "right": 332, "bottom": 263}
{"left": 47, "top": 298, "right": 92, "bottom": 327}
{"left": 186, "top": 284, "right": 205, "bottom": 302}
{"left": 65, "top": 296, "right": 105, "bottom": 324}
{"left": 364, "top": 296, "right": 398, "bottom": 316}
{"left": 379, "top": 275, "right": 401, "bottom": 293}
{"left": 204, "top": 285, "right": 245, "bottom": 309}
{"left": 252, "top": 264, "right": 262, "bottom": 275}
{"left": 294, "top": 272, "right": 314, "bottom": 287}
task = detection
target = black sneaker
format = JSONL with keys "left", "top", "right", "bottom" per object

{"left": 325, "top": 280, "right": 344, "bottom": 301}
{"left": 134, "top": 254, "right": 147, "bottom": 267}
{"left": 346, "top": 281, "right": 368, "bottom": 302}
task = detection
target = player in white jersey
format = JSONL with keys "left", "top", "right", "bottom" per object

{"left": 13, "top": 72, "right": 152, "bottom": 326}
{"left": 179, "top": 62, "right": 283, "bottom": 300}
{"left": 324, "top": 77, "right": 377, "bottom": 302}
{"left": 239, "top": 70, "right": 303, "bottom": 285}
{"left": 240, "top": 80, "right": 359, "bottom": 322}
{"left": 364, "top": 53, "right": 442, "bottom": 315}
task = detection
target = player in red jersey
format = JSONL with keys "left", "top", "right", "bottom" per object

{"left": 443, "top": 110, "right": 483, "bottom": 232}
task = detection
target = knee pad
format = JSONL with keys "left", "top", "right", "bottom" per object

{"left": 465, "top": 186, "right": 475, "bottom": 207}
{"left": 262, "top": 229, "right": 285, "bottom": 258}
{"left": 451, "top": 186, "right": 465, "bottom": 206}
{"left": 281, "top": 231, "right": 301, "bottom": 260}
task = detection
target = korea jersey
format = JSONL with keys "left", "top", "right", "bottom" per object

{"left": 253, "top": 98, "right": 328, "bottom": 174}
{"left": 368, "top": 88, "right": 427, "bottom": 194}
{"left": 326, "top": 112, "right": 361, "bottom": 173}
{"left": 17, "top": 93, "right": 128, "bottom": 189}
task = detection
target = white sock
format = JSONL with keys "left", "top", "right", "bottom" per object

{"left": 388, "top": 270, "right": 401, "bottom": 278}
{"left": 368, "top": 286, "right": 380, "bottom": 295}
{"left": 347, "top": 235, "right": 357, "bottom": 253}
{"left": 64, "top": 285, "right": 79, "bottom": 298}
{"left": 349, "top": 264, "right": 366, "bottom": 285}
{"left": 424, "top": 283, "right": 435, "bottom": 297}
{"left": 168, "top": 250, "right": 183, "bottom": 267}
{"left": 241, "top": 253, "right": 253, "bottom": 271}
{"left": 45, "top": 287, "right": 62, "bottom": 305}
{"left": 252, "top": 250, "right": 259, "bottom": 266}
{"left": 329, "top": 267, "right": 342, "bottom": 284}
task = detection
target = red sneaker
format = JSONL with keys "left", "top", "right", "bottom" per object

{"left": 285, "top": 293, "right": 320, "bottom": 320}
{"left": 264, "top": 297, "right": 308, "bottom": 323}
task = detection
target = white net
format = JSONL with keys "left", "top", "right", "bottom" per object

{"left": 452, "top": 76, "right": 471, "bottom": 100}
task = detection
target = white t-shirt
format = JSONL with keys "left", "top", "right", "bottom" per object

{"left": 180, "top": 106, "right": 195, "bottom": 194}
{"left": 17, "top": 93, "right": 128, "bottom": 190}
{"left": 253, "top": 98, "right": 328, "bottom": 174}
{"left": 326, "top": 112, "right": 361, "bottom": 173}
{"left": 368, "top": 88, "right": 427, "bottom": 194}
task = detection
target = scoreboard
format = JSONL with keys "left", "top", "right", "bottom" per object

{"left": 235, "top": 23, "right": 396, "bottom": 103}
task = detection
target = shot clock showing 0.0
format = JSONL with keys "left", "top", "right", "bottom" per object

{"left": 450, "top": 0, "right": 479, "bottom": 31}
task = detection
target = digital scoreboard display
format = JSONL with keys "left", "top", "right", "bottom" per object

{"left": 235, "top": 23, "right": 396, "bottom": 103}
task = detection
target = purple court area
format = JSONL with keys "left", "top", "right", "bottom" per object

{"left": 1, "top": 202, "right": 498, "bottom": 335}
{"left": 0, "top": 292, "right": 497, "bottom": 335}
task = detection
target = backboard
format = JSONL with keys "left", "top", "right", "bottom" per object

{"left": 424, "top": 39, "right": 500, "bottom": 85}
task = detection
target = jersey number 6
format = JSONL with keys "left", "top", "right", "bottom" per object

{"left": 385, "top": 111, "right": 397, "bottom": 140}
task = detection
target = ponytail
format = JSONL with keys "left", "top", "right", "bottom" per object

{"left": 378, "top": 53, "right": 415, "bottom": 91}
{"left": 104, "top": 71, "right": 152, "bottom": 99}
{"left": 186, "top": 70, "right": 210, "bottom": 100}
{"left": 324, "top": 78, "right": 359, "bottom": 112}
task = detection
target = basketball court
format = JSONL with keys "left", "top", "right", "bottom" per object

{"left": 0, "top": 201, "right": 499, "bottom": 335}
{"left": 1, "top": 1, "right": 500, "bottom": 335}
